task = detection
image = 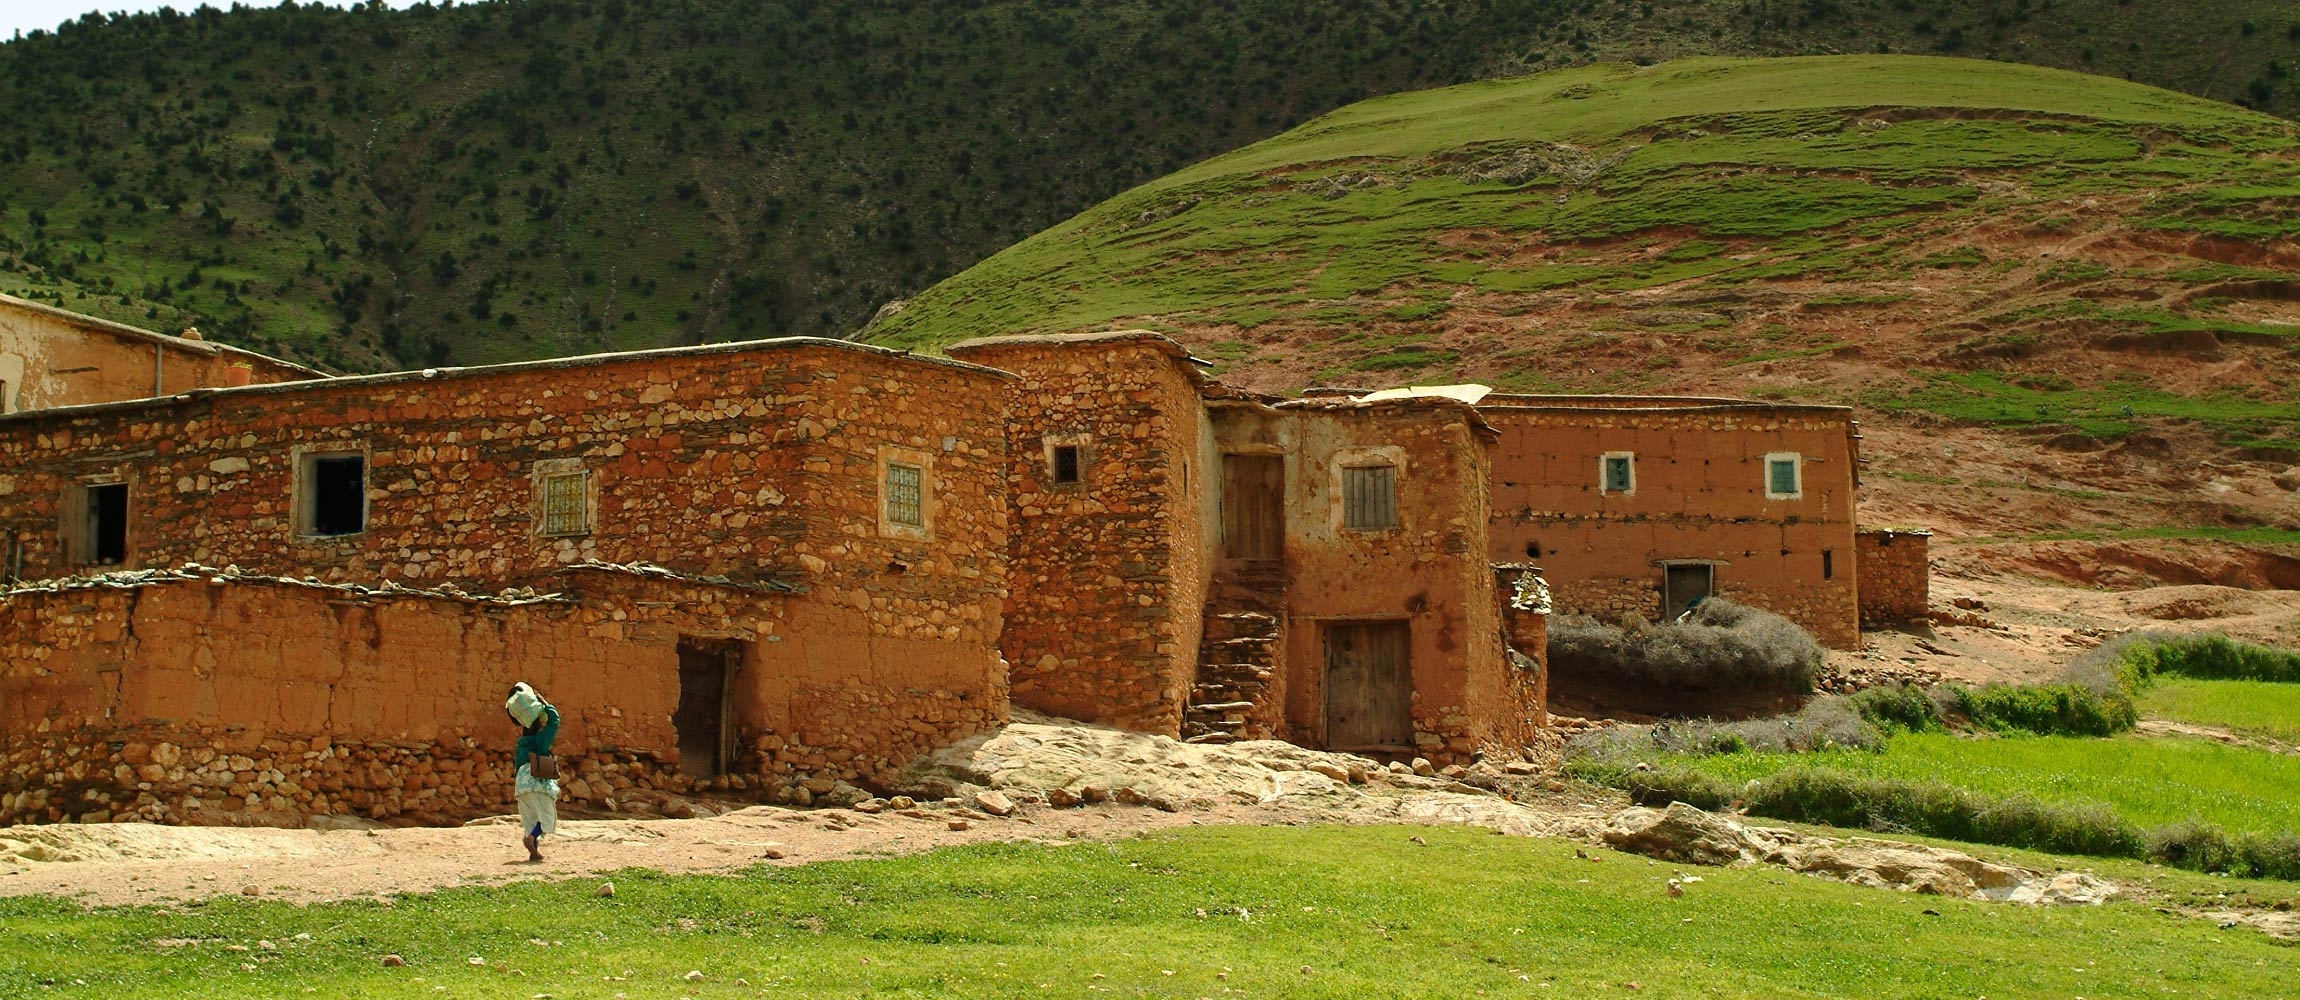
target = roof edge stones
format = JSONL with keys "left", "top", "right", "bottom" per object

{"left": 0, "top": 335, "right": 1013, "bottom": 425}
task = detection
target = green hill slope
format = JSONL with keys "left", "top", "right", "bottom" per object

{"left": 2, "top": 1, "right": 2297, "bottom": 371}
{"left": 869, "top": 55, "right": 2300, "bottom": 550}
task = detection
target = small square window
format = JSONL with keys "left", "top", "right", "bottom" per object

{"left": 65, "top": 482, "right": 128, "bottom": 566}
{"left": 539, "top": 470, "right": 589, "bottom": 536}
{"left": 1600, "top": 453, "right": 1635, "bottom": 494}
{"left": 1342, "top": 465, "right": 1398, "bottom": 531}
{"left": 301, "top": 452, "right": 366, "bottom": 537}
{"left": 885, "top": 463, "right": 924, "bottom": 528}
{"left": 1765, "top": 453, "right": 1803, "bottom": 499}
{"left": 1050, "top": 444, "right": 1082, "bottom": 485}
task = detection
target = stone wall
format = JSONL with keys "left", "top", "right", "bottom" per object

{"left": 0, "top": 293, "right": 313, "bottom": 413}
{"left": 1483, "top": 401, "right": 1862, "bottom": 649}
{"left": 0, "top": 339, "right": 1013, "bottom": 652}
{"left": 944, "top": 333, "right": 1211, "bottom": 733}
{"left": 0, "top": 570, "right": 1005, "bottom": 827}
{"left": 1856, "top": 528, "right": 1932, "bottom": 624}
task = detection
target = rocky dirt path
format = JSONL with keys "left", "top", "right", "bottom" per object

{"left": 12, "top": 721, "right": 2292, "bottom": 942}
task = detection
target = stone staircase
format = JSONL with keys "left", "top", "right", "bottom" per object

{"left": 1182, "top": 563, "right": 1286, "bottom": 744}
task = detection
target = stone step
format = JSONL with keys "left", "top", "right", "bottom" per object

{"left": 1187, "top": 701, "right": 1255, "bottom": 713}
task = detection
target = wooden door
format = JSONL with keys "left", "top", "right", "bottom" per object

{"left": 1222, "top": 454, "right": 1284, "bottom": 561}
{"left": 1324, "top": 621, "right": 1412, "bottom": 750}
{"left": 1663, "top": 564, "right": 1714, "bottom": 623}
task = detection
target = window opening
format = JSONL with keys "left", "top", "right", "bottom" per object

{"left": 539, "top": 471, "right": 589, "bottom": 536}
{"left": 1822, "top": 549, "right": 1834, "bottom": 580}
{"left": 1050, "top": 444, "right": 1081, "bottom": 485}
{"left": 309, "top": 455, "right": 366, "bottom": 536}
{"left": 1601, "top": 453, "right": 1634, "bottom": 494}
{"left": 84, "top": 484, "right": 127, "bottom": 565}
{"left": 885, "top": 463, "right": 924, "bottom": 528}
{"left": 1342, "top": 464, "right": 1398, "bottom": 531}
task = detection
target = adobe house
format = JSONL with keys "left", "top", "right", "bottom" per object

{"left": 946, "top": 332, "right": 1546, "bottom": 763}
{"left": 0, "top": 292, "right": 317, "bottom": 413}
{"left": 1477, "top": 395, "right": 1869, "bottom": 649}
{"left": 0, "top": 338, "right": 1014, "bottom": 826}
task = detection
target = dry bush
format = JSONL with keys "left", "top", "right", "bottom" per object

{"left": 1548, "top": 598, "right": 1821, "bottom": 696}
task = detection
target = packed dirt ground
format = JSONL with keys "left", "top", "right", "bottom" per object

{"left": 4, "top": 720, "right": 2295, "bottom": 939}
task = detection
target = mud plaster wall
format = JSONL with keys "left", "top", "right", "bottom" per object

{"left": 1483, "top": 406, "right": 1861, "bottom": 649}
{"left": 1212, "top": 402, "right": 1527, "bottom": 763}
{"left": 0, "top": 344, "right": 1012, "bottom": 659}
{"left": 0, "top": 575, "right": 1004, "bottom": 827}
{"left": 0, "top": 296, "right": 309, "bottom": 413}
{"left": 942, "top": 338, "right": 1210, "bottom": 733}
{"left": 1856, "top": 529, "right": 1931, "bottom": 624}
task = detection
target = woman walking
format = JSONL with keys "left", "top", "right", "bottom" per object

{"left": 503, "top": 682, "right": 561, "bottom": 863}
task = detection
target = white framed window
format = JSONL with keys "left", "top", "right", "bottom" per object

{"left": 1600, "top": 452, "right": 1635, "bottom": 495}
{"left": 1341, "top": 464, "right": 1399, "bottom": 531}
{"left": 538, "top": 469, "right": 590, "bottom": 537}
{"left": 1764, "top": 452, "right": 1803, "bottom": 500}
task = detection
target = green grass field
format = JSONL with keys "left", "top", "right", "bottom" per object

{"left": 1669, "top": 731, "right": 2300, "bottom": 837}
{"left": 2139, "top": 678, "right": 2300, "bottom": 743}
{"left": 2, "top": 824, "right": 2292, "bottom": 999}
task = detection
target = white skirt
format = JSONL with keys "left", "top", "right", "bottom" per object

{"left": 515, "top": 764, "right": 560, "bottom": 837}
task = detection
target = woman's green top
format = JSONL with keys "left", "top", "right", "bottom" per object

{"left": 514, "top": 703, "right": 560, "bottom": 769}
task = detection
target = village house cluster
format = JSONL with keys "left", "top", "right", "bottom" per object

{"left": 0, "top": 297, "right": 1927, "bottom": 828}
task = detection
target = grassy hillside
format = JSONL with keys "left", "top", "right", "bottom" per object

{"left": 871, "top": 55, "right": 2300, "bottom": 547}
{"left": 2, "top": 2, "right": 2298, "bottom": 372}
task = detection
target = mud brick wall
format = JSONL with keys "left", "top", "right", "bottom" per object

{"left": 1215, "top": 400, "right": 1526, "bottom": 764}
{"left": 1856, "top": 529, "right": 1931, "bottom": 624}
{"left": 0, "top": 572, "right": 1008, "bottom": 827}
{"left": 0, "top": 293, "right": 311, "bottom": 413}
{"left": 0, "top": 340, "right": 1007, "bottom": 605}
{"left": 1483, "top": 400, "right": 1863, "bottom": 649}
{"left": 945, "top": 334, "right": 1211, "bottom": 734}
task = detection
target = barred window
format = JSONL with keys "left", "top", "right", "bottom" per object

{"left": 540, "top": 471, "right": 589, "bottom": 536}
{"left": 1342, "top": 464, "right": 1398, "bottom": 531}
{"left": 1601, "top": 453, "right": 1634, "bottom": 494}
{"left": 1765, "top": 453, "right": 1803, "bottom": 499}
{"left": 885, "top": 462, "right": 925, "bottom": 528}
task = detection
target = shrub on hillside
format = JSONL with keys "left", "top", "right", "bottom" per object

{"left": 1548, "top": 599, "right": 1821, "bottom": 696}
{"left": 1846, "top": 680, "right": 2134, "bottom": 737}
{"left": 1568, "top": 696, "right": 1880, "bottom": 761}
{"left": 2079, "top": 631, "right": 2300, "bottom": 688}
{"left": 1949, "top": 682, "right": 2137, "bottom": 737}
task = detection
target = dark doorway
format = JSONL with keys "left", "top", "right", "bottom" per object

{"left": 1323, "top": 620, "right": 1412, "bottom": 751}
{"left": 311, "top": 456, "right": 366, "bottom": 536}
{"left": 87, "top": 484, "right": 126, "bottom": 565}
{"left": 1663, "top": 564, "right": 1715, "bottom": 622}
{"left": 675, "top": 639, "right": 735, "bottom": 778}
{"left": 1221, "top": 454, "right": 1284, "bottom": 561}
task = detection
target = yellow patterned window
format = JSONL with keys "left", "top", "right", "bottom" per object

{"left": 540, "top": 471, "right": 589, "bottom": 536}
{"left": 885, "top": 463, "right": 925, "bottom": 528}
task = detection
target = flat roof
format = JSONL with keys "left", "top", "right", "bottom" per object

{"left": 0, "top": 292, "right": 325, "bottom": 377}
{"left": 944, "top": 329, "right": 1195, "bottom": 359}
{"left": 0, "top": 335, "right": 1013, "bottom": 426}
